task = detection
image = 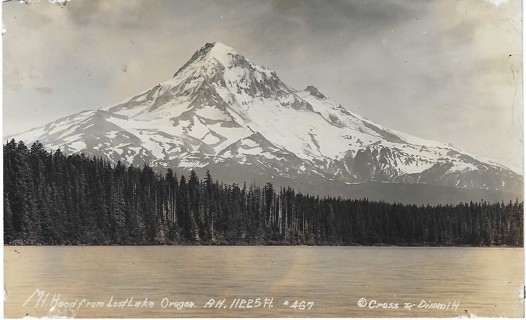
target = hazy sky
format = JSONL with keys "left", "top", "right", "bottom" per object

{"left": 2, "top": 0, "right": 523, "bottom": 168}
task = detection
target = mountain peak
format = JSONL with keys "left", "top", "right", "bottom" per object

{"left": 207, "top": 42, "right": 237, "bottom": 55}
{"left": 196, "top": 42, "right": 238, "bottom": 62}
{"left": 173, "top": 42, "right": 238, "bottom": 77}
{"left": 205, "top": 42, "right": 238, "bottom": 66}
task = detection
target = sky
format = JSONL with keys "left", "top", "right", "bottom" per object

{"left": 2, "top": 0, "right": 523, "bottom": 169}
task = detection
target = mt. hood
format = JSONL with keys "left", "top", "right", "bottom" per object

{"left": 10, "top": 42, "right": 522, "bottom": 203}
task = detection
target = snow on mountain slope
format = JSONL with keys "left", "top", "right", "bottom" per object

{"left": 7, "top": 42, "right": 522, "bottom": 195}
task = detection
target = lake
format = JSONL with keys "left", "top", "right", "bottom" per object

{"left": 4, "top": 246, "right": 524, "bottom": 318}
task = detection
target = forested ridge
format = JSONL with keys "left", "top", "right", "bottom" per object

{"left": 4, "top": 140, "right": 524, "bottom": 246}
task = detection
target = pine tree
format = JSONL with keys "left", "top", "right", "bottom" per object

{"left": 179, "top": 175, "right": 199, "bottom": 242}
{"left": 4, "top": 196, "right": 14, "bottom": 243}
{"left": 203, "top": 170, "right": 215, "bottom": 242}
{"left": 188, "top": 170, "right": 204, "bottom": 240}
{"left": 165, "top": 168, "right": 179, "bottom": 242}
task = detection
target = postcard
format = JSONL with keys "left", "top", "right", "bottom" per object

{"left": 2, "top": 0, "right": 524, "bottom": 318}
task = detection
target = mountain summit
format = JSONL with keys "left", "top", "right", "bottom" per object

{"left": 9, "top": 42, "right": 522, "bottom": 203}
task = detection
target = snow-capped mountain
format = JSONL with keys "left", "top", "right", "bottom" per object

{"left": 8, "top": 42, "right": 522, "bottom": 203}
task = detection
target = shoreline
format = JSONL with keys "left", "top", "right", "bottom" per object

{"left": 4, "top": 243, "right": 524, "bottom": 248}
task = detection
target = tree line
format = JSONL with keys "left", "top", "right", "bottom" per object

{"left": 4, "top": 140, "right": 524, "bottom": 246}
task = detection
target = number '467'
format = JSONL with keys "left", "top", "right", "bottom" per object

{"left": 290, "top": 300, "right": 314, "bottom": 310}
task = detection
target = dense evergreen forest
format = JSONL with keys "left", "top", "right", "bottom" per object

{"left": 3, "top": 140, "right": 524, "bottom": 246}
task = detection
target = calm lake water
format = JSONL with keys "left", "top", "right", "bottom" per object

{"left": 4, "top": 246, "right": 524, "bottom": 318}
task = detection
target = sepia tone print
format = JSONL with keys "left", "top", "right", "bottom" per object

{"left": 3, "top": 0, "right": 524, "bottom": 318}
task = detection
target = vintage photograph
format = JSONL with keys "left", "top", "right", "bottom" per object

{"left": 2, "top": 0, "right": 524, "bottom": 318}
